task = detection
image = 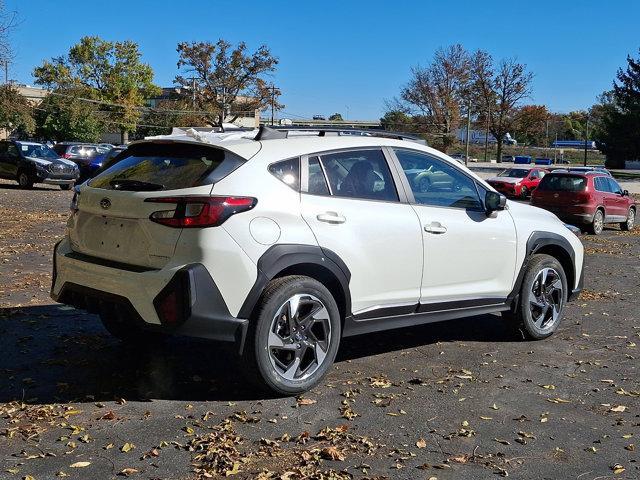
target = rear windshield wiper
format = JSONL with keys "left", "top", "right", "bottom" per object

{"left": 109, "top": 179, "right": 164, "bottom": 191}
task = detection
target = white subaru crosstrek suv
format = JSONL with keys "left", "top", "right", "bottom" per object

{"left": 51, "top": 127, "right": 584, "bottom": 394}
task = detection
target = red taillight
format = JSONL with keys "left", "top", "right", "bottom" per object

{"left": 574, "top": 191, "right": 592, "bottom": 204}
{"left": 145, "top": 196, "right": 257, "bottom": 228}
{"left": 63, "top": 153, "right": 72, "bottom": 159}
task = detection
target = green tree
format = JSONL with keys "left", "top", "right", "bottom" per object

{"left": 471, "top": 51, "right": 533, "bottom": 162}
{"left": 400, "top": 44, "right": 471, "bottom": 151}
{"left": 599, "top": 51, "right": 640, "bottom": 166}
{"left": 380, "top": 109, "right": 414, "bottom": 131}
{"left": 33, "top": 36, "right": 160, "bottom": 143}
{"left": 137, "top": 98, "right": 209, "bottom": 138}
{"left": 0, "top": 84, "right": 35, "bottom": 136}
{"left": 175, "top": 39, "right": 281, "bottom": 126}
{"left": 328, "top": 113, "right": 343, "bottom": 121}
{"left": 513, "top": 105, "right": 549, "bottom": 146}
{"left": 35, "top": 88, "right": 103, "bottom": 142}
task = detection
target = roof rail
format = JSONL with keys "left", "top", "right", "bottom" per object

{"left": 255, "top": 125, "right": 427, "bottom": 145}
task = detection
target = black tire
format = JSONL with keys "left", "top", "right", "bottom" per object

{"left": 60, "top": 184, "right": 72, "bottom": 191}
{"left": 620, "top": 207, "right": 635, "bottom": 231}
{"left": 17, "top": 170, "right": 34, "bottom": 189}
{"left": 508, "top": 254, "right": 568, "bottom": 340}
{"left": 589, "top": 208, "right": 604, "bottom": 235}
{"left": 243, "top": 275, "right": 341, "bottom": 395}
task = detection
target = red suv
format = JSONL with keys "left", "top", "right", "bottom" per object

{"left": 487, "top": 167, "right": 548, "bottom": 199}
{"left": 531, "top": 172, "right": 636, "bottom": 234}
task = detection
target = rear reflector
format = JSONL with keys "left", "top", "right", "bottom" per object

{"left": 145, "top": 195, "right": 257, "bottom": 228}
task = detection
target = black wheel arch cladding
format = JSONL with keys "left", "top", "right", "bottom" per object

{"left": 507, "top": 230, "right": 580, "bottom": 308}
{"left": 237, "top": 244, "right": 352, "bottom": 320}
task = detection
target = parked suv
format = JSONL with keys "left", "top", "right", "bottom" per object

{"left": 51, "top": 127, "right": 584, "bottom": 394}
{"left": 0, "top": 140, "right": 79, "bottom": 189}
{"left": 531, "top": 172, "right": 636, "bottom": 234}
{"left": 486, "top": 167, "right": 548, "bottom": 198}
{"left": 52, "top": 143, "right": 101, "bottom": 181}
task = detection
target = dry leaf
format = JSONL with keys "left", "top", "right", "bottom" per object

{"left": 416, "top": 438, "right": 427, "bottom": 448}
{"left": 69, "top": 462, "right": 91, "bottom": 468}
{"left": 120, "top": 442, "right": 135, "bottom": 453}
{"left": 118, "top": 468, "right": 138, "bottom": 477}
{"left": 320, "top": 446, "right": 345, "bottom": 461}
{"left": 611, "top": 464, "right": 625, "bottom": 474}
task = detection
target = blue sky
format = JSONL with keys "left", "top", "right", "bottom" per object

{"left": 6, "top": 0, "right": 640, "bottom": 120}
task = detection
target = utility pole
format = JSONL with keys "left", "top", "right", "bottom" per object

{"left": 270, "top": 84, "right": 275, "bottom": 126}
{"left": 191, "top": 77, "right": 196, "bottom": 108}
{"left": 545, "top": 119, "right": 549, "bottom": 158}
{"left": 465, "top": 99, "right": 471, "bottom": 167}
{"left": 554, "top": 132, "right": 558, "bottom": 163}
{"left": 484, "top": 107, "right": 490, "bottom": 162}
{"left": 219, "top": 85, "right": 227, "bottom": 127}
{"left": 583, "top": 118, "right": 589, "bottom": 167}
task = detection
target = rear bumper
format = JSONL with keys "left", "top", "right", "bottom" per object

{"left": 531, "top": 204, "right": 594, "bottom": 225}
{"left": 51, "top": 239, "right": 248, "bottom": 350}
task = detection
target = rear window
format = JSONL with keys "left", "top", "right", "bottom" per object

{"left": 537, "top": 174, "right": 586, "bottom": 192}
{"left": 498, "top": 168, "right": 529, "bottom": 178}
{"left": 88, "top": 142, "right": 243, "bottom": 191}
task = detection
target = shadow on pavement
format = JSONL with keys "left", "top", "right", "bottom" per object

{"left": 0, "top": 304, "right": 519, "bottom": 404}
{"left": 0, "top": 183, "right": 64, "bottom": 192}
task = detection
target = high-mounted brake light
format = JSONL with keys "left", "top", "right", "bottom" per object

{"left": 145, "top": 196, "right": 257, "bottom": 228}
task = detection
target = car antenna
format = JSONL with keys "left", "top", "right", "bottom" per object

{"left": 254, "top": 125, "right": 288, "bottom": 141}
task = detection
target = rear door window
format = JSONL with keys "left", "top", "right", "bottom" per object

{"left": 594, "top": 176, "right": 610, "bottom": 192}
{"left": 319, "top": 149, "right": 398, "bottom": 202}
{"left": 89, "top": 142, "right": 244, "bottom": 191}
{"left": 538, "top": 175, "right": 586, "bottom": 191}
{"left": 306, "top": 156, "right": 330, "bottom": 196}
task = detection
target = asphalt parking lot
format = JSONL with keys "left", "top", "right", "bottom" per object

{"left": 1, "top": 180, "right": 639, "bottom": 480}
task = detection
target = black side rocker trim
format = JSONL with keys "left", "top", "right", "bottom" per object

{"left": 344, "top": 300, "right": 510, "bottom": 337}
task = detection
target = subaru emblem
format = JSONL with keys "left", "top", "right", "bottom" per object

{"left": 100, "top": 198, "right": 112, "bottom": 209}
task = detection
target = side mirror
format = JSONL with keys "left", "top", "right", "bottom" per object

{"left": 485, "top": 190, "right": 507, "bottom": 214}
{"left": 622, "top": 189, "right": 629, "bottom": 196}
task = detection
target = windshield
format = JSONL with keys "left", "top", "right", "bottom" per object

{"left": 537, "top": 174, "right": 586, "bottom": 192}
{"left": 498, "top": 168, "right": 529, "bottom": 178}
{"left": 17, "top": 142, "right": 59, "bottom": 160}
{"left": 89, "top": 142, "right": 239, "bottom": 191}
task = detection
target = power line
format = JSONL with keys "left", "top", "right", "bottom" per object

{"left": 46, "top": 90, "right": 257, "bottom": 116}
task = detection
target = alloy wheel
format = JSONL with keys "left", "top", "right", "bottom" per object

{"left": 593, "top": 210, "right": 604, "bottom": 234}
{"left": 267, "top": 294, "right": 332, "bottom": 381}
{"left": 528, "top": 267, "right": 564, "bottom": 331}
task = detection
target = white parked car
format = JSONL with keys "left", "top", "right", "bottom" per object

{"left": 51, "top": 127, "right": 584, "bottom": 394}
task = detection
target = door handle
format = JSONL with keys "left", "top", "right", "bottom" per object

{"left": 424, "top": 222, "right": 447, "bottom": 234}
{"left": 317, "top": 212, "right": 346, "bottom": 224}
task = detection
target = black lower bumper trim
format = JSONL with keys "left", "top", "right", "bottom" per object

{"left": 567, "top": 262, "right": 585, "bottom": 301}
{"left": 54, "top": 263, "right": 248, "bottom": 352}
